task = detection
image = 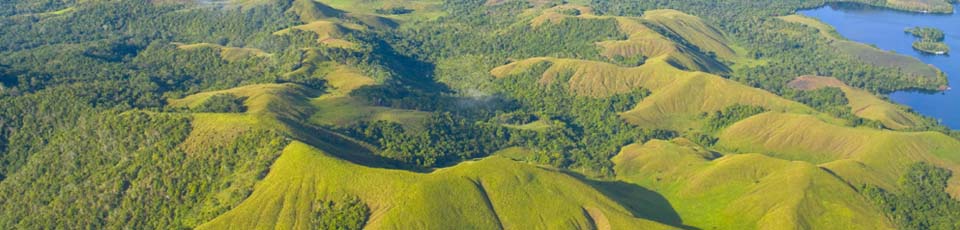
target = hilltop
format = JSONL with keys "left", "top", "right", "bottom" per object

{"left": 2, "top": 0, "right": 960, "bottom": 229}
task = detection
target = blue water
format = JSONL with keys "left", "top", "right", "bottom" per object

{"left": 800, "top": 3, "right": 960, "bottom": 128}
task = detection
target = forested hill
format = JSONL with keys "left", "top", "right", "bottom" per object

{"left": 1, "top": 0, "right": 959, "bottom": 229}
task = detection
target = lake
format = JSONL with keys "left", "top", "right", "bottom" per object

{"left": 800, "top": 3, "right": 960, "bottom": 128}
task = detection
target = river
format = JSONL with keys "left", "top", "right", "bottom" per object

{"left": 800, "top": 3, "right": 960, "bottom": 128}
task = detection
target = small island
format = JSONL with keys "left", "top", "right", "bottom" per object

{"left": 905, "top": 26, "right": 949, "bottom": 55}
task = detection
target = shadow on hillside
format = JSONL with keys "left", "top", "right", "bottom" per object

{"left": 279, "top": 117, "right": 430, "bottom": 172}
{"left": 565, "top": 172, "right": 699, "bottom": 230}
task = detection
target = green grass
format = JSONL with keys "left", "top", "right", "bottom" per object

{"left": 491, "top": 57, "right": 813, "bottom": 130}
{"left": 788, "top": 76, "right": 923, "bottom": 129}
{"left": 318, "top": 0, "right": 446, "bottom": 21}
{"left": 198, "top": 142, "right": 675, "bottom": 229}
{"left": 502, "top": 119, "right": 556, "bottom": 131}
{"left": 531, "top": 5, "right": 733, "bottom": 73}
{"left": 613, "top": 139, "right": 897, "bottom": 230}
{"left": 174, "top": 43, "right": 272, "bottom": 61}
{"left": 642, "top": 9, "right": 737, "bottom": 60}
{"left": 716, "top": 112, "right": 960, "bottom": 195}
{"left": 778, "top": 15, "right": 944, "bottom": 85}
{"left": 310, "top": 96, "right": 430, "bottom": 129}
{"left": 273, "top": 20, "right": 363, "bottom": 48}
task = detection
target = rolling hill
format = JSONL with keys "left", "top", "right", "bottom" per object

{"left": 778, "top": 14, "right": 945, "bottom": 87}
{"left": 198, "top": 142, "right": 677, "bottom": 229}
{"left": 613, "top": 139, "right": 896, "bottom": 230}
{"left": 491, "top": 56, "right": 812, "bottom": 130}
{"left": 717, "top": 112, "right": 960, "bottom": 195}
{"left": 788, "top": 75, "right": 924, "bottom": 129}
{"left": 532, "top": 5, "right": 733, "bottom": 73}
{"left": 4, "top": 0, "right": 960, "bottom": 229}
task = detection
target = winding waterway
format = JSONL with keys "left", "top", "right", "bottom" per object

{"left": 800, "top": 3, "right": 960, "bottom": 128}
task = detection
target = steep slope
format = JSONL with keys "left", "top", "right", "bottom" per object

{"left": 198, "top": 142, "right": 676, "bottom": 229}
{"left": 717, "top": 112, "right": 960, "bottom": 194}
{"left": 490, "top": 57, "right": 812, "bottom": 129}
{"left": 788, "top": 75, "right": 923, "bottom": 129}
{"left": 286, "top": 0, "right": 343, "bottom": 22}
{"left": 532, "top": 5, "right": 732, "bottom": 73}
{"left": 642, "top": 9, "right": 736, "bottom": 60}
{"left": 613, "top": 139, "right": 897, "bottom": 230}
{"left": 273, "top": 20, "right": 365, "bottom": 48}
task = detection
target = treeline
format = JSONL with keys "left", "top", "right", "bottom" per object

{"left": 343, "top": 113, "right": 511, "bottom": 168}
{"left": 489, "top": 63, "right": 672, "bottom": 175}
{"left": 0, "top": 1, "right": 365, "bottom": 228}
{"left": 390, "top": 0, "right": 625, "bottom": 66}
{"left": 0, "top": 109, "right": 290, "bottom": 229}
{"left": 862, "top": 162, "right": 960, "bottom": 230}
{"left": 787, "top": 87, "right": 885, "bottom": 128}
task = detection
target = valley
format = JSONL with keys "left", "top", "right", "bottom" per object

{"left": 0, "top": 0, "right": 959, "bottom": 229}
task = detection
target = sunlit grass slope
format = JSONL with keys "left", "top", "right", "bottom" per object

{"left": 318, "top": 0, "right": 445, "bottom": 21}
{"left": 717, "top": 112, "right": 960, "bottom": 194}
{"left": 788, "top": 75, "right": 923, "bottom": 129}
{"left": 642, "top": 9, "right": 736, "bottom": 60}
{"left": 491, "top": 57, "right": 812, "bottom": 129}
{"left": 198, "top": 142, "right": 675, "bottom": 229}
{"left": 613, "top": 139, "right": 897, "bottom": 230}
{"left": 273, "top": 20, "right": 364, "bottom": 48}
{"left": 306, "top": 64, "right": 429, "bottom": 128}
{"left": 532, "top": 5, "right": 733, "bottom": 73}
{"left": 175, "top": 42, "right": 272, "bottom": 61}
{"left": 778, "top": 14, "right": 945, "bottom": 86}
{"left": 273, "top": 0, "right": 396, "bottom": 48}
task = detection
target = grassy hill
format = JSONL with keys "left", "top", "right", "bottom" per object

{"left": 717, "top": 112, "right": 960, "bottom": 195}
{"left": 788, "top": 75, "right": 924, "bottom": 129}
{"left": 778, "top": 15, "right": 945, "bottom": 87}
{"left": 491, "top": 57, "right": 812, "bottom": 130}
{"left": 174, "top": 42, "right": 272, "bottom": 61}
{"left": 642, "top": 9, "right": 736, "bottom": 60}
{"left": 531, "top": 5, "right": 733, "bottom": 73}
{"left": 612, "top": 139, "right": 897, "bottom": 230}
{"left": 198, "top": 142, "right": 677, "bottom": 229}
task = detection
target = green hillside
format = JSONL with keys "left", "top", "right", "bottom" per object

{"left": 717, "top": 112, "right": 960, "bottom": 194}
{"left": 788, "top": 75, "right": 924, "bottom": 130}
{"left": 613, "top": 139, "right": 896, "bottom": 229}
{"left": 491, "top": 56, "right": 812, "bottom": 130}
{"left": 199, "top": 142, "right": 675, "bottom": 229}
{"left": 2, "top": 0, "right": 960, "bottom": 229}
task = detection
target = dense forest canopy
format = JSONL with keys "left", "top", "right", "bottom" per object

{"left": 1, "top": 0, "right": 959, "bottom": 229}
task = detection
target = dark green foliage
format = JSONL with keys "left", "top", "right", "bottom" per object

{"left": 345, "top": 112, "right": 511, "bottom": 168}
{"left": 195, "top": 94, "right": 247, "bottom": 113}
{"left": 496, "top": 112, "right": 539, "bottom": 125}
{"left": 906, "top": 27, "right": 949, "bottom": 54}
{"left": 391, "top": 3, "right": 626, "bottom": 65}
{"left": 913, "top": 41, "right": 949, "bottom": 54}
{"left": 790, "top": 87, "right": 848, "bottom": 109}
{"left": 703, "top": 104, "right": 767, "bottom": 132}
{"left": 610, "top": 54, "right": 647, "bottom": 67}
{"left": 683, "top": 132, "right": 718, "bottom": 147}
{"left": 906, "top": 27, "right": 945, "bottom": 42}
{"left": 0, "top": 110, "right": 290, "bottom": 229}
{"left": 375, "top": 7, "right": 414, "bottom": 15}
{"left": 862, "top": 162, "right": 960, "bottom": 230}
{"left": 557, "top": 7, "right": 582, "bottom": 16}
{"left": 590, "top": 0, "right": 645, "bottom": 17}
{"left": 788, "top": 88, "right": 883, "bottom": 128}
{"left": 313, "top": 196, "right": 369, "bottom": 230}
{"left": 491, "top": 63, "right": 673, "bottom": 175}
